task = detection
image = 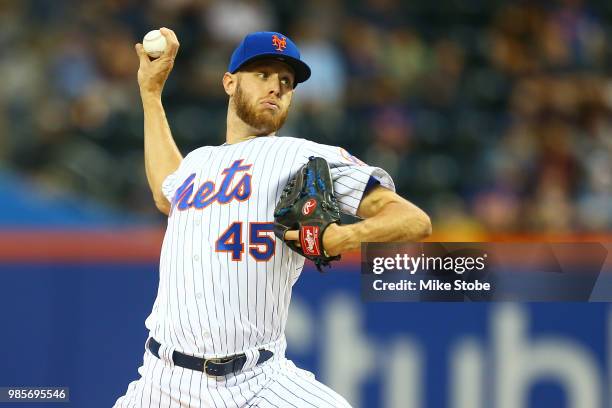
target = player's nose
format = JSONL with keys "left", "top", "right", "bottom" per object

{"left": 267, "top": 74, "right": 281, "bottom": 96}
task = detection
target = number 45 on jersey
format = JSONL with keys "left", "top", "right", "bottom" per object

{"left": 216, "top": 222, "right": 275, "bottom": 262}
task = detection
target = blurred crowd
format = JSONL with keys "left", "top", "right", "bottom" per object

{"left": 0, "top": 0, "right": 611, "bottom": 234}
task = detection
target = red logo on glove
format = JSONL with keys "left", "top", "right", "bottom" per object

{"left": 302, "top": 199, "right": 317, "bottom": 216}
{"left": 300, "top": 226, "right": 321, "bottom": 256}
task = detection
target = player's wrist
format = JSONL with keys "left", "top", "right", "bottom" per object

{"left": 140, "top": 88, "right": 163, "bottom": 101}
{"left": 322, "top": 223, "right": 354, "bottom": 256}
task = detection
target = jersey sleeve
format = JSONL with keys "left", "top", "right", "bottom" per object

{"left": 161, "top": 147, "right": 209, "bottom": 203}
{"left": 161, "top": 171, "right": 179, "bottom": 203}
{"left": 302, "top": 141, "right": 395, "bottom": 216}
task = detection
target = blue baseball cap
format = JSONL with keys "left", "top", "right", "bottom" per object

{"left": 228, "top": 32, "right": 311, "bottom": 85}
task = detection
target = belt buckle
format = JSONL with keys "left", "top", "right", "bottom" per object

{"left": 203, "top": 357, "right": 225, "bottom": 376}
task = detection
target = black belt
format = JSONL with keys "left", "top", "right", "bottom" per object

{"left": 147, "top": 338, "right": 273, "bottom": 376}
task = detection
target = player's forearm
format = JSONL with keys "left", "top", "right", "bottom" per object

{"left": 325, "top": 202, "right": 432, "bottom": 255}
{"left": 142, "top": 94, "right": 183, "bottom": 211}
{"left": 353, "top": 201, "right": 432, "bottom": 242}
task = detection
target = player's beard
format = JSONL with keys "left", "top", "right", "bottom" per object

{"left": 233, "top": 82, "right": 290, "bottom": 136}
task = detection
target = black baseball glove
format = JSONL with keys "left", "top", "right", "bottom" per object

{"left": 273, "top": 156, "right": 341, "bottom": 271}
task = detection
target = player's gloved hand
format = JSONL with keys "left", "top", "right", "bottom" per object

{"left": 273, "top": 157, "right": 342, "bottom": 272}
{"left": 135, "top": 27, "right": 180, "bottom": 97}
{"left": 284, "top": 224, "right": 343, "bottom": 257}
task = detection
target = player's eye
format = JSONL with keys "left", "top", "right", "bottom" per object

{"left": 257, "top": 72, "right": 268, "bottom": 79}
{"left": 281, "top": 77, "right": 294, "bottom": 88}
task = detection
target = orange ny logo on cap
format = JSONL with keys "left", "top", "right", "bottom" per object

{"left": 272, "top": 34, "right": 287, "bottom": 52}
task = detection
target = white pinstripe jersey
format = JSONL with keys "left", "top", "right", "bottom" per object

{"left": 145, "top": 136, "right": 394, "bottom": 358}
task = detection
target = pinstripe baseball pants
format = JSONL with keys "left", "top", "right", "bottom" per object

{"left": 114, "top": 348, "right": 352, "bottom": 408}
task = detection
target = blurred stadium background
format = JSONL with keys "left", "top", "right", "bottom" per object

{"left": 0, "top": 0, "right": 611, "bottom": 407}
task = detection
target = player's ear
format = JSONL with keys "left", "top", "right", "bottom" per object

{"left": 223, "top": 72, "right": 237, "bottom": 96}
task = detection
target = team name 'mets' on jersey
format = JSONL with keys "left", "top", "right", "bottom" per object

{"left": 146, "top": 136, "right": 394, "bottom": 358}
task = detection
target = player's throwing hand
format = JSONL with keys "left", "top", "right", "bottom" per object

{"left": 135, "top": 27, "right": 180, "bottom": 97}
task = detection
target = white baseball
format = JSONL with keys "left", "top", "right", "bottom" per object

{"left": 142, "top": 30, "right": 167, "bottom": 58}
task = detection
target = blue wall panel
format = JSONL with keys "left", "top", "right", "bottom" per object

{"left": 0, "top": 263, "right": 608, "bottom": 408}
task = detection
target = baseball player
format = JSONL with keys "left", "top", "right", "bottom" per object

{"left": 114, "top": 28, "right": 431, "bottom": 408}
